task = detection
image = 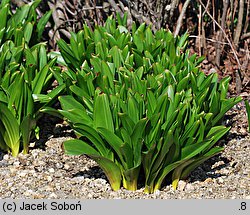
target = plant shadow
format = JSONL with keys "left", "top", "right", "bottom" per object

{"left": 187, "top": 154, "right": 231, "bottom": 183}
{"left": 33, "top": 113, "right": 76, "bottom": 150}
{"left": 72, "top": 166, "right": 108, "bottom": 180}
{"left": 72, "top": 166, "right": 146, "bottom": 190}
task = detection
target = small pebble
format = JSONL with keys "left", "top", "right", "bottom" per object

{"left": 218, "top": 178, "right": 224, "bottom": 184}
{"left": 9, "top": 167, "right": 17, "bottom": 174}
{"left": 177, "top": 180, "right": 187, "bottom": 191}
{"left": 56, "top": 162, "right": 63, "bottom": 169}
{"left": 153, "top": 190, "right": 161, "bottom": 196}
{"left": 18, "top": 172, "right": 27, "bottom": 177}
{"left": 64, "top": 164, "right": 70, "bottom": 170}
{"left": 185, "top": 184, "right": 194, "bottom": 191}
{"left": 46, "top": 176, "right": 53, "bottom": 182}
{"left": 48, "top": 168, "right": 55, "bottom": 173}
{"left": 49, "top": 193, "right": 58, "bottom": 199}
{"left": 13, "top": 161, "right": 20, "bottom": 167}
{"left": 3, "top": 154, "right": 9, "bottom": 160}
{"left": 204, "top": 178, "right": 213, "bottom": 183}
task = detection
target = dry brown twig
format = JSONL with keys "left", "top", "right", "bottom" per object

{"left": 241, "top": 32, "right": 250, "bottom": 40}
{"left": 234, "top": 0, "right": 244, "bottom": 48}
{"left": 198, "top": 4, "right": 202, "bottom": 56}
{"left": 170, "top": 0, "right": 179, "bottom": 18}
{"left": 174, "top": 0, "right": 191, "bottom": 37}
{"left": 197, "top": 0, "right": 242, "bottom": 70}
{"left": 190, "top": 35, "right": 229, "bottom": 45}
{"left": 212, "top": 0, "right": 216, "bottom": 32}
{"left": 215, "top": 0, "right": 229, "bottom": 67}
{"left": 243, "top": 0, "right": 250, "bottom": 33}
{"left": 107, "top": 0, "right": 123, "bottom": 14}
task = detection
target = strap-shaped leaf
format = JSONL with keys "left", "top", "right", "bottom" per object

{"left": 97, "top": 127, "right": 126, "bottom": 168}
{"left": 145, "top": 159, "right": 187, "bottom": 194}
{"left": 64, "top": 139, "right": 99, "bottom": 156}
{"left": 70, "top": 85, "right": 93, "bottom": 112}
{"left": 171, "top": 158, "right": 195, "bottom": 190}
{"left": 89, "top": 154, "right": 122, "bottom": 191}
{"left": 0, "top": 1, "right": 10, "bottom": 39}
{"left": 203, "top": 126, "right": 230, "bottom": 153}
{"left": 24, "top": 22, "right": 33, "bottom": 44}
{"left": 180, "top": 146, "right": 224, "bottom": 180}
{"left": 32, "top": 58, "right": 56, "bottom": 94}
{"left": 39, "top": 44, "right": 47, "bottom": 71}
{"left": 0, "top": 102, "right": 20, "bottom": 157}
{"left": 59, "top": 95, "right": 92, "bottom": 125}
{"left": 74, "top": 123, "right": 110, "bottom": 157}
{"left": 39, "top": 107, "right": 63, "bottom": 119}
{"left": 109, "top": 46, "right": 123, "bottom": 68}
{"left": 149, "top": 130, "right": 174, "bottom": 177}
{"left": 131, "top": 118, "right": 148, "bottom": 166}
{"left": 181, "top": 139, "right": 212, "bottom": 160}
{"left": 105, "top": 32, "right": 117, "bottom": 47}
{"left": 218, "top": 76, "right": 230, "bottom": 100}
{"left": 59, "top": 95, "right": 86, "bottom": 113}
{"left": 20, "top": 114, "right": 36, "bottom": 154}
{"left": 127, "top": 95, "right": 139, "bottom": 124}
{"left": 36, "top": 10, "right": 52, "bottom": 40}
{"left": 212, "top": 96, "right": 242, "bottom": 126}
{"left": 118, "top": 113, "right": 135, "bottom": 135}
{"left": 94, "top": 93, "right": 114, "bottom": 133}
{"left": 57, "top": 39, "right": 80, "bottom": 70}
{"left": 122, "top": 165, "right": 140, "bottom": 191}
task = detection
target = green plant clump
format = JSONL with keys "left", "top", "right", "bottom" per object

{"left": 0, "top": 0, "right": 64, "bottom": 156}
{"left": 46, "top": 14, "right": 242, "bottom": 193}
{"left": 0, "top": 0, "right": 52, "bottom": 47}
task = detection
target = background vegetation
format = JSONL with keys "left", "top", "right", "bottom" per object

{"left": 10, "top": 0, "right": 250, "bottom": 95}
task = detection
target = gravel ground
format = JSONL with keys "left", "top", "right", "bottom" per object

{"left": 0, "top": 105, "right": 249, "bottom": 199}
{"left": 0, "top": 133, "right": 249, "bottom": 199}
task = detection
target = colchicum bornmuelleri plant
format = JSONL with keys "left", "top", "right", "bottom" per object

{"left": 53, "top": 14, "right": 242, "bottom": 193}
{"left": 0, "top": 0, "right": 52, "bottom": 47}
{"left": 0, "top": 0, "right": 64, "bottom": 157}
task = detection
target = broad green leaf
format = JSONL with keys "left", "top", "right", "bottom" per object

{"left": 74, "top": 123, "right": 110, "bottom": 157}
{"left": 0, "top": 103, "right": 20, "bottom": 157}
{"left": 89, "top": 154, "right": 122, "bottom": 191}
{"left": 131, "top": 118, "right": 148, "bottom": 165}
{"left": 59, "top": 95, "right": 92, "bottom": 125}
{"left": 122, "top": 165, "right": 140, "bottom": 191}
{"left": 0, "top": 4, "right": 9, "bottom": 40}
{"left": 64, "top": 139, "right": 99, "bottom": 156}
{"left": 24, "top": 22, "right": 33, "bottom": 43}
{"left": 118, "top": 113, "right": 135, "bottom": 135}
{"left": 181, "top": 139, "right": 212, "bottom": 160}
{"left": 94, "top": 93, "right": 114, "bottom": 132}
{"left": 180, "top": 146, "right": 224, "bottom": 180}
{"left": 32, "top": 58, "right": 56, "bottom": 94}
{"left": 128, "top": 95, "right": 139, "bottom": 124}
{"left": 97, "top": 127, "right": 126, "bottom": 167}
{"left": 48, "top": 51, "right": 66, "bottom": 66}
{"left": 57, "top": 39, "right": 80, "bottom": 70}
{"left": 172, "top": 159, "right": 195, "bottom": 189}
{"left": 212, "top": 96, "right": 242, "bottom": 126}
{"left": 20, "top": 115, "right": 36, "bottom": 154}
{"left": 40, "top": 107, "right": 63, "bottom": 118}
{"left": 37, "top": 10, "right": 52, "bottom": 40}
{"left": 39, "top": 45, "right": 47, "bottom": 71}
